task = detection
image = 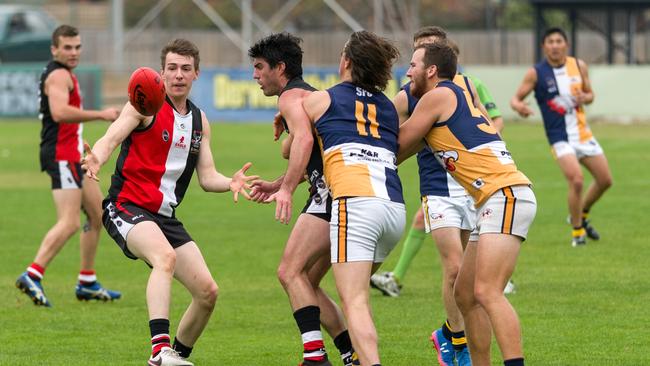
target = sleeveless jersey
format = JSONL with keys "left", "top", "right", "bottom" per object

{"left": 534, "top": 56, "right": 593, "bottom": 145}
{"left": 278, "top": 77, "right": 325, "bottom": 191}
{"left": 108, "top": 97, "right": 203, "bottom": 217}
{"left": 39, "top": 61, "right": 83, "bottom": 170}
{"left": 424, "top": 80, "right": 530, "bottom": 206}
{"left": 315, "top": 82, "right": 403, "bottom": 203}
{"left": 403, "top": 76, "right": 466, "bottom": 198}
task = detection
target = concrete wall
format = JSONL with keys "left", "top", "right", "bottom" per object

{"left": 464, "top": 65, "right": 650, "bottom": 123}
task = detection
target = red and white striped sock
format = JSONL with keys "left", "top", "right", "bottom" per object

{"left": 78, "top": 270, "right": 97, "bottom": 285}
{"left": 302, "top": 330, "right": 327, "bottom": 362}
{"left": 27, "top": 263, "right": 45, "bottom": 281}
{"left": 151, "top": 334, "right": 171, "bottom": 357}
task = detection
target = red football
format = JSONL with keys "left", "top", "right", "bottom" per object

{"left": 128, "top": 67, "right": 166, "bottom": 116}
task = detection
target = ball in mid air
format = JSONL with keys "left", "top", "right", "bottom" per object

{"left": 128, "top": 67, "right": 166, "bottom": 116}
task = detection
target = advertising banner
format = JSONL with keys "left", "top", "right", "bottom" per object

{"left": 192, "top": 67, "right": 409, "bottom": 122}
{"left": 0, "top": 64, "right": 101, "bottom": 118}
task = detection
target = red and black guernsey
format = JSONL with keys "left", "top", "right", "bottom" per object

{"left": 108, "top": 97, "right": 203, "bottom": 218}
{"left": 39, "top": 61, "right": 83, "bottom": 170}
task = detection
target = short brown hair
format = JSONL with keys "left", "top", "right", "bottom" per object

{"left": 447, "top": 39, "right": 460, "bottom": 56}
{"left": 416, "top": 41, "right": 457, "bottom": 80}
{"left": 161, "top": 38, "right": 200, "bottom": 71}
{"left": 51, "top": 25, "right": 79, "bottom": 47}
{"left": 413, "top": 26, "right": 447, "bottom": 43}
{"left": 343, "top": 30, "right": 399, "bottom": 93}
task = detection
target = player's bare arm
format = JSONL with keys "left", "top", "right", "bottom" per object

{"left": 195, "top": 112, "right": 258, "bottom": 202}
{"left": 46, "top": 69, "right": 119, "bottom": 123}
{"left": 510, "top": 67, "right": 537, "bottom": 118}
{"left": 392, "top": 89, "right": 410, "bottom": 125}
{"left": 82, "top": 102, "right": 146, "bottom": 180}
{"left": 575, "top": 59, "right": 594, "bottom": 105}
{"left": 302, "top": 90, "right": 331, "bottom": 124}
{"left": 398, "top": 87, "right": 454, "bottom": 163}
{"left": 269, "top": 89, "right": 314, "bottom": 224}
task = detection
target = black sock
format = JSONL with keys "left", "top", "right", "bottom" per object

{"left": 293, "top": 305, "right": 327, "bottom": 361}
{"left": 333, "top": 330, "right": 353, "bottom": 355}
{"left": 149, "top": 318, "right": 170, "bottom": 339}
{"left": 173, "top": 337, "right": 193, "bottom": 358}
{"left": 441, "top": 320, "right": 453, "bottom": 340}
{"left": 451, "top": 329, "right": 467, "bottom": 351}
{"left": 504, "top": 357, "right": 524, "bottom": 366}
{"left": 149, "top": 318, "right": 170, "bottom": 357}
{"left": 293, "top": 305, "right": 322, "bottom": 334}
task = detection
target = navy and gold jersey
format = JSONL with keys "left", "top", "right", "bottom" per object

{"left": 424, "top": 80, "right": 530, "bottom": 206}
{"left": 315, "top": 82, "right": 403, "bottom": 203}
{"left": 403, "top": 79, "right": 466, "bottom": 197}
{"left": 534, "top": 56, "right": 592, "bottom": 145}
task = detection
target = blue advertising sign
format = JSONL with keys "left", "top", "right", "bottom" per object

{"left": 191, "top": 67, "right": 409, "bottom": 123}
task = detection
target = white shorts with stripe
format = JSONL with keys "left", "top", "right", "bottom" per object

{"left": 475, "top": 185, "right": 537, "bottom": 241}
{"left": 552, "top": 137, "right": 603, "bottom": 159}
{"left": 330, "top": 197, "right": 406, "bottom": 263}
{"left": 421, "top": 195, "right": 476, "bottom": 233}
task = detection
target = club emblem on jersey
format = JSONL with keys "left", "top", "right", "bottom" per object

{"left": 162, "top": 129, "right": 169, "bottom": 142}
{"left": 480, "top": 208, "right": 493, "bottom": 219}
{"left": 434, "top": 150, "right": 459, "bottom": 172}
{"left": 545, "top": 77, "right": 557, "bottom": 93}
{"left": 190, "top": 130, "right": 202, "bottom": 154}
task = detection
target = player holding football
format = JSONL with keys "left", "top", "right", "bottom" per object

{"left": 247, "top": 33, "right": 357, "bottom": 366}
{"left": 399, "top": 41, "right": 536, "bottom": 366}
{"left": 83, "top": 38, "right": 257, "bottom": 366}
{"left": 15, "top": 24, "right": 121, "bottom": 307}
{"left": 511, "top": 27, "right": 612, "bottom": 247}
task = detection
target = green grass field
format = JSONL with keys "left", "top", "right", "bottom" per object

{"left": 1, "top": 119, "right": 649, "bottom": 365}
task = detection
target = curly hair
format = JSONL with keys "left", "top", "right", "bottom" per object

{"left": 343, "top": 30, "right": 399, "bottom": 93}
{"left": 248, "top": 32, "right": 304, "bottom": 80}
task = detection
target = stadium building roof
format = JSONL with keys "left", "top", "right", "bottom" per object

{"left": 530, "top": 0, "right": 650, "bottom": 63}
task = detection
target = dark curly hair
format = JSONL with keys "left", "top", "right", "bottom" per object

{"left": 248, "top": 32, "right": 304, "bottom": 80}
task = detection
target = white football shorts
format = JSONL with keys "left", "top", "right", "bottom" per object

{"left": 552, "top": 138, "right": 603, "bottom": 160}
{"left": 474, "top": 185, "right": 537, "bottom": 241}
{"left": 330, "top": 197, "right": 406, "bottom": 263}
{"left": 421, "top": 195, "right": 476, "bottom": 233}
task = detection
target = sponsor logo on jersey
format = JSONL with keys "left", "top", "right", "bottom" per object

{"left": 174, "top": 135, "right": 187, "bottom": 149}
{"left": 162, "top": 129, "right": 169, "bottom": 142}
{"left": 472, "top": 178, "right": 485, "bottom": 189}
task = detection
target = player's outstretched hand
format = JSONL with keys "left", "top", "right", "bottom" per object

{"left": 272, "top": 188, "right": 293, "bottom": 225}
{"left": 81, "top": 142, "right": 100, "bottom": 181}
{"left": 101, "top": 107, "right": 120, "bottom": 122}
{"left": 273, "top": 112, "right": 285, "bottom": 141}
{"left": 249, "top": 177, "right": 283, "bottom": 204}
{"left": 230, "top": 162, "right": 259, "bottom": 203}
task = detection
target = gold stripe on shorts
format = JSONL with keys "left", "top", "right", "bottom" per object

{"left": 337, "top": 198, "right": 348, "bottom": 263}
{"left": 501, "top": 187, "right": 516, "bottom": 235}
{"left": 422, "top": 195, "right": 430, "bottom": 229}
